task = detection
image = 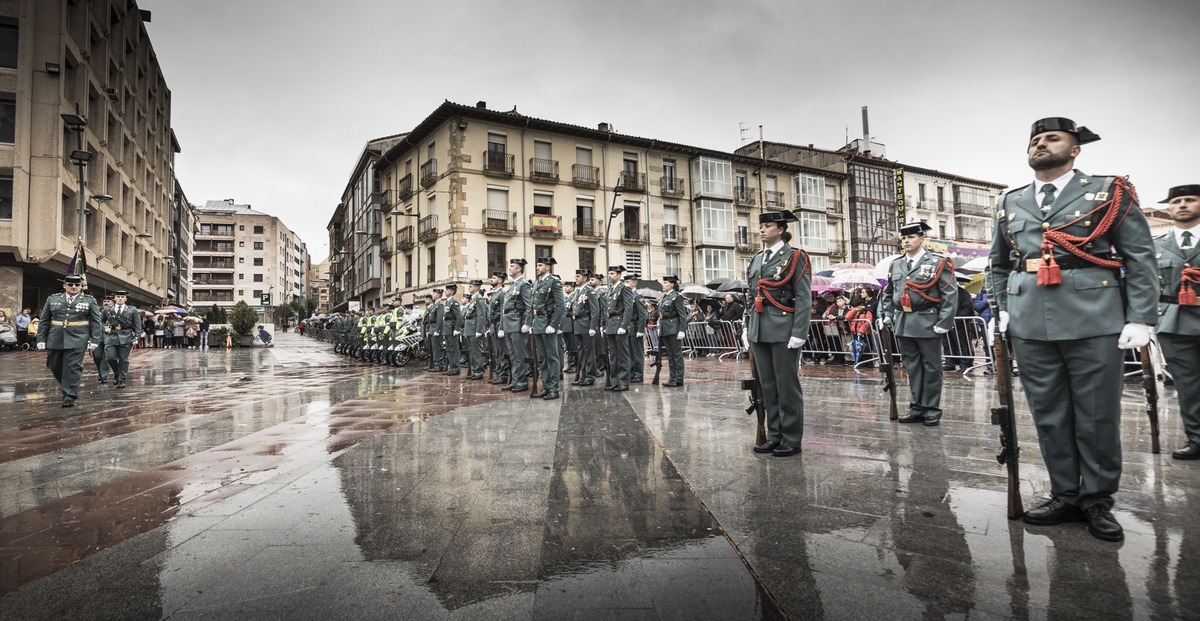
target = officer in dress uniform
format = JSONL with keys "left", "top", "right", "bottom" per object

{"left": 744, "top": 211, "right": 811, "bottom": 457}
{"left": 102, "top": 290, "right": 143, "bottom": 388}
{"left": 499, "top": 259, "right": 534, "bottom": 392}
{"left": 658, "top": 275, "right": 689, "bottom": 387}
{"left": 589, "top": 273, "right": 608, "bottom": 377}
{"left": 625, "top": 273, "right": 648, "bottom": 383}
{"left": 442, "top": 283, "right": 463, "bottom": 376}
{"left": 878, "top": 221, "right": 958, "bottom": 426}
{"left": 37, "top": 274, "right": 103, "bottom": 407}
{"left": 989, "top": 117, "right": 1157, "bottom": 542}
{"left": 487, "top": 272, "right": 511, "bottom": 385}
{"left": 427, "top": 289, "right": 446, "bottom": 372}
{"left": 561, "top": 280, "right": 578, "bottom": 375}
{"left": 530, "top": 257, "right": 566, "bottom": 399}
{"left": 603, "top": 266, "right": 635, "bottom": 392}
{"left": 1153, "top": 184, "right": 1200, "bottom": 460}
{"left": 570, "top": 269, "right": 601, "bottom": 386}
{"left": 463, "top": 280, "right": 489, "bottom": 380}
{"left": 93, "top": 295, "right": 113, "bottom": 383}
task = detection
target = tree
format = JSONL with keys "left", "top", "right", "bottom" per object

{"left": 206, "top": 304, "right": 228, "bottom": 324}
{"left": 229, "top": 301, "right": 259, "bottom": 335}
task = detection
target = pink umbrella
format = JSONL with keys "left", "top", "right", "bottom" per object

{"left": 829, "top": 262, "right": 875, "bottom": 271}
{"left": 811, "top": 275, "right": 841, "bottom": 292}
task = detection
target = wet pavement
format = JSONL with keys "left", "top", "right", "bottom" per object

{"left": 0, "top": 333, "right": 1198, "bottom": 619}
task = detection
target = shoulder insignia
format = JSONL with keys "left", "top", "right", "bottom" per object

{"left": 1154, "top": 233, "right": 1169, "bottom": 240}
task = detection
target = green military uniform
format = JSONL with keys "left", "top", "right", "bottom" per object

{"left": 878, "top": 235, "right": 958, "bottom": 425}
{"left": 499, "top": 260, "right": 533, "bottom": 392}
{"left": 463, "top": 282, "right": 489, "bottom": 379}
{"left": 626, "top": 275, "right": 648, "bottom": 382}
{"left": 487, "top": 275, "right": 511, "bottom": 385}
{"left": 428, "top": 293, "right": 446, "bottom": 371}
{"left": 990, "top": 131, "right": 1157, "bottom": 526}
{"left": 102, "top": 296, "right": 143, "bottom": 386}
{"left": 92, "top": 297, "right": 113, "bottom": 382}
{"left": 442, "top": 286, "right": 463, "bottom": 375}
{"left": 657, "top": 278, "right": 689, "bottom": 386}
{"left": 1152, "top": 184, "right": 1200, "bottom": 459}
{"left": 38, "top": 278, "right": 103, "bottom": 406}
{"left": 570, "top": 272, "right": 602, "bottom": 385}
{"left": 591, "top": 275, "right": 608, "bottom": 377}
{"left": 603, "top": 268, "right": 635, "bottom": 391}
{"left": 562, "top": 285, "right": 579, "bottom": 373}
{"left": 531, "top": 260, "right": 566, "bottom": 398}
{"left": 745, "top": 211, "right": 812, "bottom": 455}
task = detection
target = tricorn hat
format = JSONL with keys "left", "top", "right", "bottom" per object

{"left": 63, "top": 274, "right": 83, "bottom": 284}
{"left": 662, "top": 275, "right": 680, "bottom": 283}
{"left": 445, "top": 283, "right": 458, "bottom": 290}
{"left": 469, "top": 279, "right": 484, "bottom": 286}
{"left": 536, "top": 256, "right": 556, "bottom": 265}
{"left": 590, "top": 273, "right": 604, "bottom": 280}
{"left": 491, "top": 271, "right": 506, "bottom": 278}
{"left": 759, "top": 210, "right": 799, "bottom": 225}
{"left": 608, "top": 265, "right": 625, "bottom": 273}
{"left": 509, "top": 258, "right": 527, "bottom": 266}
{"left": 575, "top": 269, "right": 590, "bottom": 276}
{"left": 1029, "top": 117, "right": 1100, "bottom": 145}
{"left": 432, "top": 288, "right": 444, "bottom": 294}
{"left": 1160, "top": 184, "right": 1200, "bottom": 204}
{"left": 623, "top": 272, "right": 640, "bottom": 281}
{"left": 899, "top": 221, "right": 933, "bottom": 237}
{"left": 114, "top": 290, "right": 128, "bottom": 296}
{"left": 103, "top": 294, "right": 114, "bottom": 300}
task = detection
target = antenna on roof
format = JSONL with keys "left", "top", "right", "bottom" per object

{"left": 739, "top": 122, "right": 752, "bottom": 147}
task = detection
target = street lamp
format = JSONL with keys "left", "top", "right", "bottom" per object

{"left": 602, "top": 184, "right": 626, "bottom": 276}
{"left": 61, "top": 107, "right": 93, "bottom": 247}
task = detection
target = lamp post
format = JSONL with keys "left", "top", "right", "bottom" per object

{"left": 602, "top": 184, "right": 625, "bottom": 275}
{"left": 61, "top": 107, "right": 93, "bottom": 246}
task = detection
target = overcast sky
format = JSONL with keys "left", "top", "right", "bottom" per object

{"left": 138, "top": 0, "right": 1200, "bottom": 263}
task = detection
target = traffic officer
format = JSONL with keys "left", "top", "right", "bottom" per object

{"left": 1153, "top": 184, "right": 1200, "bottom": 460}
{"left": 530, "top": 257, "right": 566, "bottom": 399}
{"left": 487, "top": 272, "right": 510, "bottom": 385}
{"left": 462, "top": 280, "right": 488, "bottom": 379}
{"left": 93, "top": 294, "right": 114, "bottom": 384}
{"left": 442, "top": 283, "right": 463, "bottom": 376}
{"left": 744, "top": 210, "right": 811, "bottom": 457}
{"left": 102, "top": 290, "right": 143, "bottom": 388}
{"left": 427, "top": 289, "right": 446, "bottom": 372}
{"left": 570, "top": 269, "right": 601, "bottom": 385}
{"left": 603, "top": 266, "right": 635, "bottom": 392}
{"left": 878, "top": 221, "right": 957, "bottom": 426}
{"left": 624, "top": 272, "right": 648, "bottom": 383}
{"left": 561, "top": 280, "right": 578, "bottom": 375}
{"left": 989, "top": 117, "right": 1157, "bottom": 541}
{"left": 658, "top": 275, "right": 689, "bottom": 387}
{"left": 37, "top": 274, "right": 103, "bottom": 407}
{"left": 499, "top": 259, "right": 533, "bottom": 392}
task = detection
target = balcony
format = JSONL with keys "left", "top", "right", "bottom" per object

{"left": 734, "top": 186, "right": 756, "bottom": 206}
{"left": 397, "top": 174, "right": 414, "bottom": 201}
{"left": 621, "top": 223, "right": 648, "bottom": 243}
{"left": 418, "top": 215, "right": 438, "bottom": 243}
{"left": 826, "top": 198, "right": 842, "bottom": 215}
{"left": 764, "top": 191, "right": 786, "bottom": 208}
{"left": 619, "top": 171, "right": 646, "bottom": 193}
{"left": 420, "top": 159, "right": 437, "bottom": 187}
{"left": 482, "top": 151, "right": 514, "bottom": 177}
{"left": 660, "top": 176, "right": 685, "bottom": 197}
{"left": 572, "top": 164, "right": 600, "bottom": 188}
{"left": 483, "top": 209, "right": 518, "bottom": 235}
{"left": 381, "top": 189, "right": 395, "bottom": 210}
{"left": 573, "top": 218, "right": 602, "bottom": 241}
{"left": 397, "top": 226, "right": 414, "bottom": 251}
{"left": 192, "top": 277, "right": 234, "bottom": 286}
{"left": 379, "top": 236, "right": 393, "bottom": 258}
{"left": 736, "top": 229, "right": 756, "bottom": 253}
{"left": 530, "top": 158, "right": 559, "bottom": 183}
{"left": 953, "top": 202, "right": 991, "bottom": 217}
{"left": 529, "top": 214, "right": 562, "bottom": 238}
{"left": 662, "top": 224, "right": 688, "bottom": 245}
{"left": 196, "top": 227, "right": 234, "bottom": 238}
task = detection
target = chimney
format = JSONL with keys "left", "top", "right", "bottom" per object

{"left": 475, "top": 101, "right": 486, "bottom": 109}
{"left": 598, "top": 122, "right": 611, "bottom": 132}
{"left": 861, "top": 106, "right": 871, "bottom": 157}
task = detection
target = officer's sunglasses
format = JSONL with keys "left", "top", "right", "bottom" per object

{"left": 64, "top": 283, "right": 81, "bottom": 288}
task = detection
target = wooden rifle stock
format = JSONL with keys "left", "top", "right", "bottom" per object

{"left": 1139, "top": 344, "right": 1161, "bottom": 454}
{"left": 527, "top": 332, "right": 539, "bottom": 394}
{"left": 601, "top": 328, "right": 613, "bottom": 388}
{"left": 742, "top": 343, "right": 767, "bottom": 446}
{"left": 992, "top": 332, "right": 1024, "bottom": 520}
{"left": 652, "top": 326, "right": 664, "bottom": 385}
{"left": 486, "top": 331, "right": 495, "bottom": 381}
{"left": 877, "top": 324, "right": 899, "bottom": 421}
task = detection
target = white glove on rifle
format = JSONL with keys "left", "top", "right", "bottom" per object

{"left": 676, "top": 331, "right": 685, "bottom": 340}
{"left": 433, "top": 331, "right": 439, "bottom": 336}
{"left": 588, "top": 329, "right": 596, "bottom": 337}
{"left": 933, "top": 326, "right": 949, "bottom": 335}
{"left": 876, "top": 317, "right": 892, "bottom": 331}
{"left": 475, "top": 333, "right": 482, "bottom": 338}
{"left": 521, "top": 325, "right": 531, "bottom": 334}
{"left": 741, "top": 327, "right": 749, "bottom": 348}
{"left": 497, "top": 330, "right": 505, "bottom": 338}
{"left": 37, "top": 342, "right": 46, "bottom": 351}
{"left": 1117, "top": 322, "right": 1152, "bottom": 350}
{"left": 617, "top": 328, "right": 627, "bottom": 335}
{"left": 636, "top": 332, "right": 643, "bottom": 338}
{"left": 87, "top": 342, "right": 98, "bottom": 351}
{"left": 545, "top": 326, "right": 556, "bottom": 334}
{"left": 452, "top": 330, "right": 460, "bottom": 336}
{"left": 787, "top": 336, "right": 805, "bottom": 349}
{"left": 998, "top": 311, "right": 1010, "bottom": 333}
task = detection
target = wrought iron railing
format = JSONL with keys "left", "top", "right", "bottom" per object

{"left": 530, "top": 158, "right": 559, "bottom": 182}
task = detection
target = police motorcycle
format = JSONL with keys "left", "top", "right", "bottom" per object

{"left": 388, "top": 311, "right": 424, "bottom": 367}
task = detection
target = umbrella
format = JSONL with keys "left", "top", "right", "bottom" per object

{"left": 811, "top": 275, "right": 841, "bottom": 292}
{"left": 831, "top": 269, "right": 885, "bottom": 290}
{"left": 184, "top": 315, "right": 202, "bottom": 322}
{"left": 681, "top": 284, "right": 715, "bottom": 299}
{"left": 636, "top": 279, "right": 662, "bottom": 292}
{"left": 830, "top": 262, "right": 875, "bottom": 271}
{"left": 637, "top": 287, "right": 663, "bottom": 300}
{"left": 959, "top": 256, "right": 989, "bottom": 273}
{"left": 155, "top": 306, "right": 187, "bottom": 315}
{"left": 962, "top": 273, "right": 987, "bottom": 295}
{"left": 705, "top": 277, "right": 733, "bottom": 290}
{"left": 717, "top": 279, "right": 749, "bottom": 292}
{"left": 815, "top": 269, "right": 835, "bottom": 277}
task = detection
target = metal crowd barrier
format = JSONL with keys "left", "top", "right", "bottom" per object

{"left": 801, "top": 316, "right": 994, "bottom": 374}
{"left": 681, "top": 320, "right": 745, "bottom": 360}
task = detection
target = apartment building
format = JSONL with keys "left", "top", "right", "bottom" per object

{"left": 0, "top": 1, "right": 181, "bottom": 312}
{"left": 167, "top": 176, "right": 195, "bottom": 305}
{"left": 331, "top": 101, "right": 845, "bottom": 311}
{"left": 308, "top": 257, "right": 330, "bottom": 314}
{"left": 191, "top": 200, "right": 307, "bottom": 317}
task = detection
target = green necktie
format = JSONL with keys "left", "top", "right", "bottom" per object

{"left": 1041, "top": 183, "right": 1057, "bottom": 210}
{"left": 1183, "top": 231, "right": 1194, "bottom": 250}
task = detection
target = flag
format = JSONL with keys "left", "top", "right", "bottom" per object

{"left": 67, "top": 241, "right": 89, "bottom": 289}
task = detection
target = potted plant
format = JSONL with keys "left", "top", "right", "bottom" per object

{"left": 229, "top": 301, "right": 259, "bottom": 347}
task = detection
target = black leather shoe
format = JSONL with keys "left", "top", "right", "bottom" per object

{"left": 62, "top": 399, "right": 75, "bottom": 408}
{"left": 1172, "top": 441, "right": 1200, "bottom": 460}
{"left": 1084, "top": 505, "right": 1124, "bottom": 542}
{"left": 897, "top": 413, "right": 925, "bottom": 424}
{"left": 753, "top": 441, "right": 780, "bottom": 454}
{"left": 509, "top": 384, "right": 529, "bottom": 393}
{"left": 531, "top": 390, "right": 547, "bottom": 398}
{"left": 487, "top": 377, "right": 504, "bottom": 384}
{"left": 98, "top": 377, "right": 107, "bottom": 384}
{"left": 565, "top": 367, "right": 578, "bottom": 374}
{"left": 572, "top": 380, "right": 594, "bottom": 386}
{"left": 630, "top": 377, "right": 644, "bottom": 383}
{"left": 115, "top": 381, "right": 126, "bottom": 388}
{"left": 604, "top": 385, "right": 617, "bottom": 391}
{"left": 664, "top": 381, "right": 682, "bottom": 387}
{"left": 612, "top": 385, "right": 628, "bottom": 392}
{"left": 543, "top": 391, "right": 560, "bottom": 400}
{"left": 772, "top": 445, "right": 801, "bottom": 457}
{"left": 443, "top": 371, "right": 460, "bottom": 376}
{"left": 1022, "top": 498, "right": 1085, "bottom": 526}
{"left": 923, "top": 416, "right": 941, "bottom": 427}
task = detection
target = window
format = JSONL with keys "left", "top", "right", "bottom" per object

{"left": 0, "top": 99, "right": 13, "bottom": 143}
{"left": 936, "top": 186, "right": 945, "bottom": 210}
{"left": 740, "top": 257, "right": 752, "bottom": 275}
{"left": 665, "top": 252, "right": 680, "bottom": 277}
{"left": 918, "top": 183, "right": 927, "bottom": 203}
{"left": 238, "top": 273, "right": 244, "bottom": 280}
{"left": 253, "top": 274, "right": 263, "bottom": 282}
{"left": 486, "top": 133, "right": 506, "bottom": 171}
{"left": 695, "top": 200, "right": 733, "bottom": 244}
{"left": 533, "top": 191, "right": 553, "bottom": 216}
{"left": 239, "top": 225, "right": 245, "bottom": 231}
{"left": 254, "top": 225, "right": 264, "bottom": 234}
{"left": 253, "top": 289, "right": 262, "bottom": 299}
{"left": 427, "top": 247, "right": 435, "bottom": 282}
{"left": 799, "top": 213, "right": 828, "bottom": 253}
{"left": 697, "top": 248, "right": 733, "bottom": 283}
{"left": 578, "top": 247, "right": 595, "bottom": 273}
{"left": 625, "top": 250, "right": 642, "bottom": 275}
{"left": 0, "top": 176, "right": 11, "bottom": 219}
{"left": 487, "top": 242, "right": 506, "bottom": 276}
{"left": 576, "top": 197, "right": 595, "bottom": 234}
{"left": 254, "top": 242, "right": 264, "bottom": 250}
{"left": 0, "top": 25, "right": 15, "bottom": 69}
{"left": 239, "top": 257, "right": 244, "bottom": 263}
{"left": 662, "top": 159, "right": 678, "bottom": 193}
{"left": 576, "top": 146, "right": 592, "bottom": 166}
{"left": 535, "top": 245, "right": 553, "bottom": 263}
{"left": 254, "top": 257, "right": 263, "bottom": 266}
{"left": 239, "top": 241, "right": 244, "bottom": 247}
{"left": 691, "top": 157, "right": 732, "bottom": 198}
{"left": 792, "top": 173, "right": 824, "bottom": 210}
{"left": 810, "top": 254, "right": 830, "bottom": 273}
{"left": 663, "top": 205, "right": 678, "bottom": 241}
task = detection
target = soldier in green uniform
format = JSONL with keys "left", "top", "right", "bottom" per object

{"left": 487, "top": 272, "right": 510, "bottom": 385}
{"left": 989, "top": 117, "right": 1157, "bottom": 541}
{"left": 442, "top": 283, "right": 463, "bottom": 375}
{"left": 878, "top": 221, "right": 958, "bottom": 426}
{"left": 561, "top": 280, "right": 578, "bottom": 375}
{"left": 427, "top": 289, "right": 446, "bottom": 372}
{"left": 1153, "top": 184, "right": 1200, "bottom": 460}
{"left": 744, "top": 211, "right": 811, "bottom": 457}
{"left": 92, "top": 295, "right": 113, "bottom": 384}
{"left": 625, "top": 273, "right": 648, "bottom": 383}
{"left": 37, "top": 274, "right": 103, "bottom": 407}
{"left": 658, "top": 275, "right": 689, "bottom": 387}
{"left": 499, "top": 259, "right": 533, "bottom": 392}
{"left": 530, "top": 257, "right": 566, "bottom": 399}
{"left": 102, "top": 290, "right": 143, "bottom": 388}
{"left": 589, "top": 273, "right": 608, "bottom": 378}
{"left": 569, "top": 269, "right": 601, "bottom": 386}
{"left": 463, "top": 280, "right": 488, "bottom": 379}
{"left": 603, "top": 266, "right": 635, "bottom": 392}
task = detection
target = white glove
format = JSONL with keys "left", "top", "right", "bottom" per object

{"left": 787, "top": 336, "right": 805, "bottom": 349}
{"left": 588, "top": 329, "right": 596, "bottom": 337}
{"left": 497, "top": 330, "right": 505, "bottom": 338}
{"left": 636, "top": 332, "right": 643, "bottom": 338}
{"left": 37, "top": 342, "right": 45, "bottom": 351}
{"left": 475, "top": 333, "right": 482, "bottom": 338}
{"left": 998, "top": 311, "right": 1010, "bottom": 333}
{"left": 1117, "top": 322, "right": 1152, "bottom": 350}
{"left": 521, "top": 325, "right": 531, "bottom": 334}
{"left": 933, "top": 326, "right": 949, "bottom": 335}
{"left": 87, "top": 342, "right": 98, "bottom": 351}
{"left": 546, "top": 326, "right": 556, "bottom": 334}
{"left": 876, "top": 317, "right": 892, "bottom": 331}
{"left": 452, "top": 330, "right": 460, "bottom": 336}
{"left": 617, "top": 327, "right": 627, "bottom": 335}
{"left": 433, "top": 331, "right": 439, "bottom": 336}
{"left": 677, "top": 331, "right": 685, "bottom": 340}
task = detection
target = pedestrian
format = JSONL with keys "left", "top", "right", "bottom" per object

{"left": 144, "top": 315, "right": 156, "bottom": 348}
{"left": 878, "top": 221, "right": 957, "bottom": 426}
{"left": 499, "top": 259, "right": 533, "bottom": 393}
{"left": 658, "top": 275, "right": 689, "bottom": 387}
{"left": 185, "top": 319, "right": 198, "bottom": 348}
{"left": 1152, "top": 184, "right": 1200, "bottom": 460}
{"left": 744, "top": 210, "right": 811, "bottom": 457}
{"left": 257, "top": 325, "right": 273, "bottom": 347}
{"left": 822, "top": 295, "right": 851, "bottom": 364}
{"left": 15, "top": 307, "right": 32, "bottom": 346}
{"left": 989, "top": 117, "right": 1157, "bottom": 542}
{"left": 602, "top": 265, "right": 634, "bottom": 392}
{"left": 36, "top": 274, "right": 102, "bottom": 407}
{"left": 530, "top": 257, "right": 565, "bottom": 399}
{"left": 199, "top": 316, "right": 210, "bottom": 348}
{"left": 172, "top": 320, "right": 184, "bottom": 348}
{"left": 102, "top": 290, "right": 142, "bottom": 388}
{"left": 93, "top": 295, "right": 113, "bottom": 383}
{"left": 569, "top": 269, "right": 601, "bottom": 386}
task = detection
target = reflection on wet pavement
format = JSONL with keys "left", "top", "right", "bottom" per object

{"left": 1, "top": 333, "right": 1199, "bottom": 619}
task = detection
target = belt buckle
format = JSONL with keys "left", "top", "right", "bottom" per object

{"left": 1024, "top": 258, "right": 1042, "bottom": 273}
{"left": 901, "top": 306, "right": 913, "bottom": 313}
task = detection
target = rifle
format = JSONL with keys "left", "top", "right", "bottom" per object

{"left": 651, "top": 326, "right": 665, "bottom": 385}
{"left": 487, "top": 331, "right": 495, "bottom": 381}
{"left": 601, "top": 326, "right": 613, "bottom": 389}
{"left": 1139, "top": 343, "right": 1161, "bottom": 454}
{"left": 574, "top": 332, "right": 583, "bottom": 384}
{"left": 991, "top": 325, "right": 1024, "bottom": 520}
{"left": 741, "top": 343, "right": 768, "bottom": 446}
{"left": 527, "top": 332, "right": 539, "bottom": 396}
{"left": 877, "top": 324, "right": 899, "bottom": 421}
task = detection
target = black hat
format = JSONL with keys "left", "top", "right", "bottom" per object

{"left": 575, "top": 269, "right": 590, "bottom": 276}
{"left": 63, "top": 274, "right": 83, "bottom": 284}
{"left": 662, "top": 275, "right": 680, "bottom": 283}
{"left": 469, "top": 279, "right": 484, "bottom": 286}
{"left": 590, "top": 273, "right": 604, "bottom": 280}
{"left": 445, "top": 283, "right": 457, "bottom": 290}
{"left": 114, "top": 290, "right": 128, "bottom": 296}
{"left": 536, "top": 256, "right": 556, "bottom": 265}
{"left": 623, "top": 272, "right": 640, "bottom": 281}
{"left": 432, "top": 288, "right": 444, "bottom": 294}
{"left": 491, "top": 271, "right": 506, "bottom": 278}
{"left": 899, "top": 221, "right": 933, "bottom": 237}
{"left": 103, "top": 294, "right": 114, "bottom": 300}
{"left": 510, "top": 258, "right": 527, "bottom": 266}
{"left": 1029, "top": 117, "right": 1100, "bottom": 145}
{"left": 1160, "top": 184, "right": 1200, "bottom": 204}
{"left": 608, "top": 265, "right": 625, "bottom": 273}
{"left": 759, "top": 210, "right": 799, "bottom": 224}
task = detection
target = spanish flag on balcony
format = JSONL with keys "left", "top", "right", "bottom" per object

{"left": 66, "top": 240, "right": 89, "bottom": 289}
{"left": 531, "top": 215, "right": 558, "bottom": 232}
